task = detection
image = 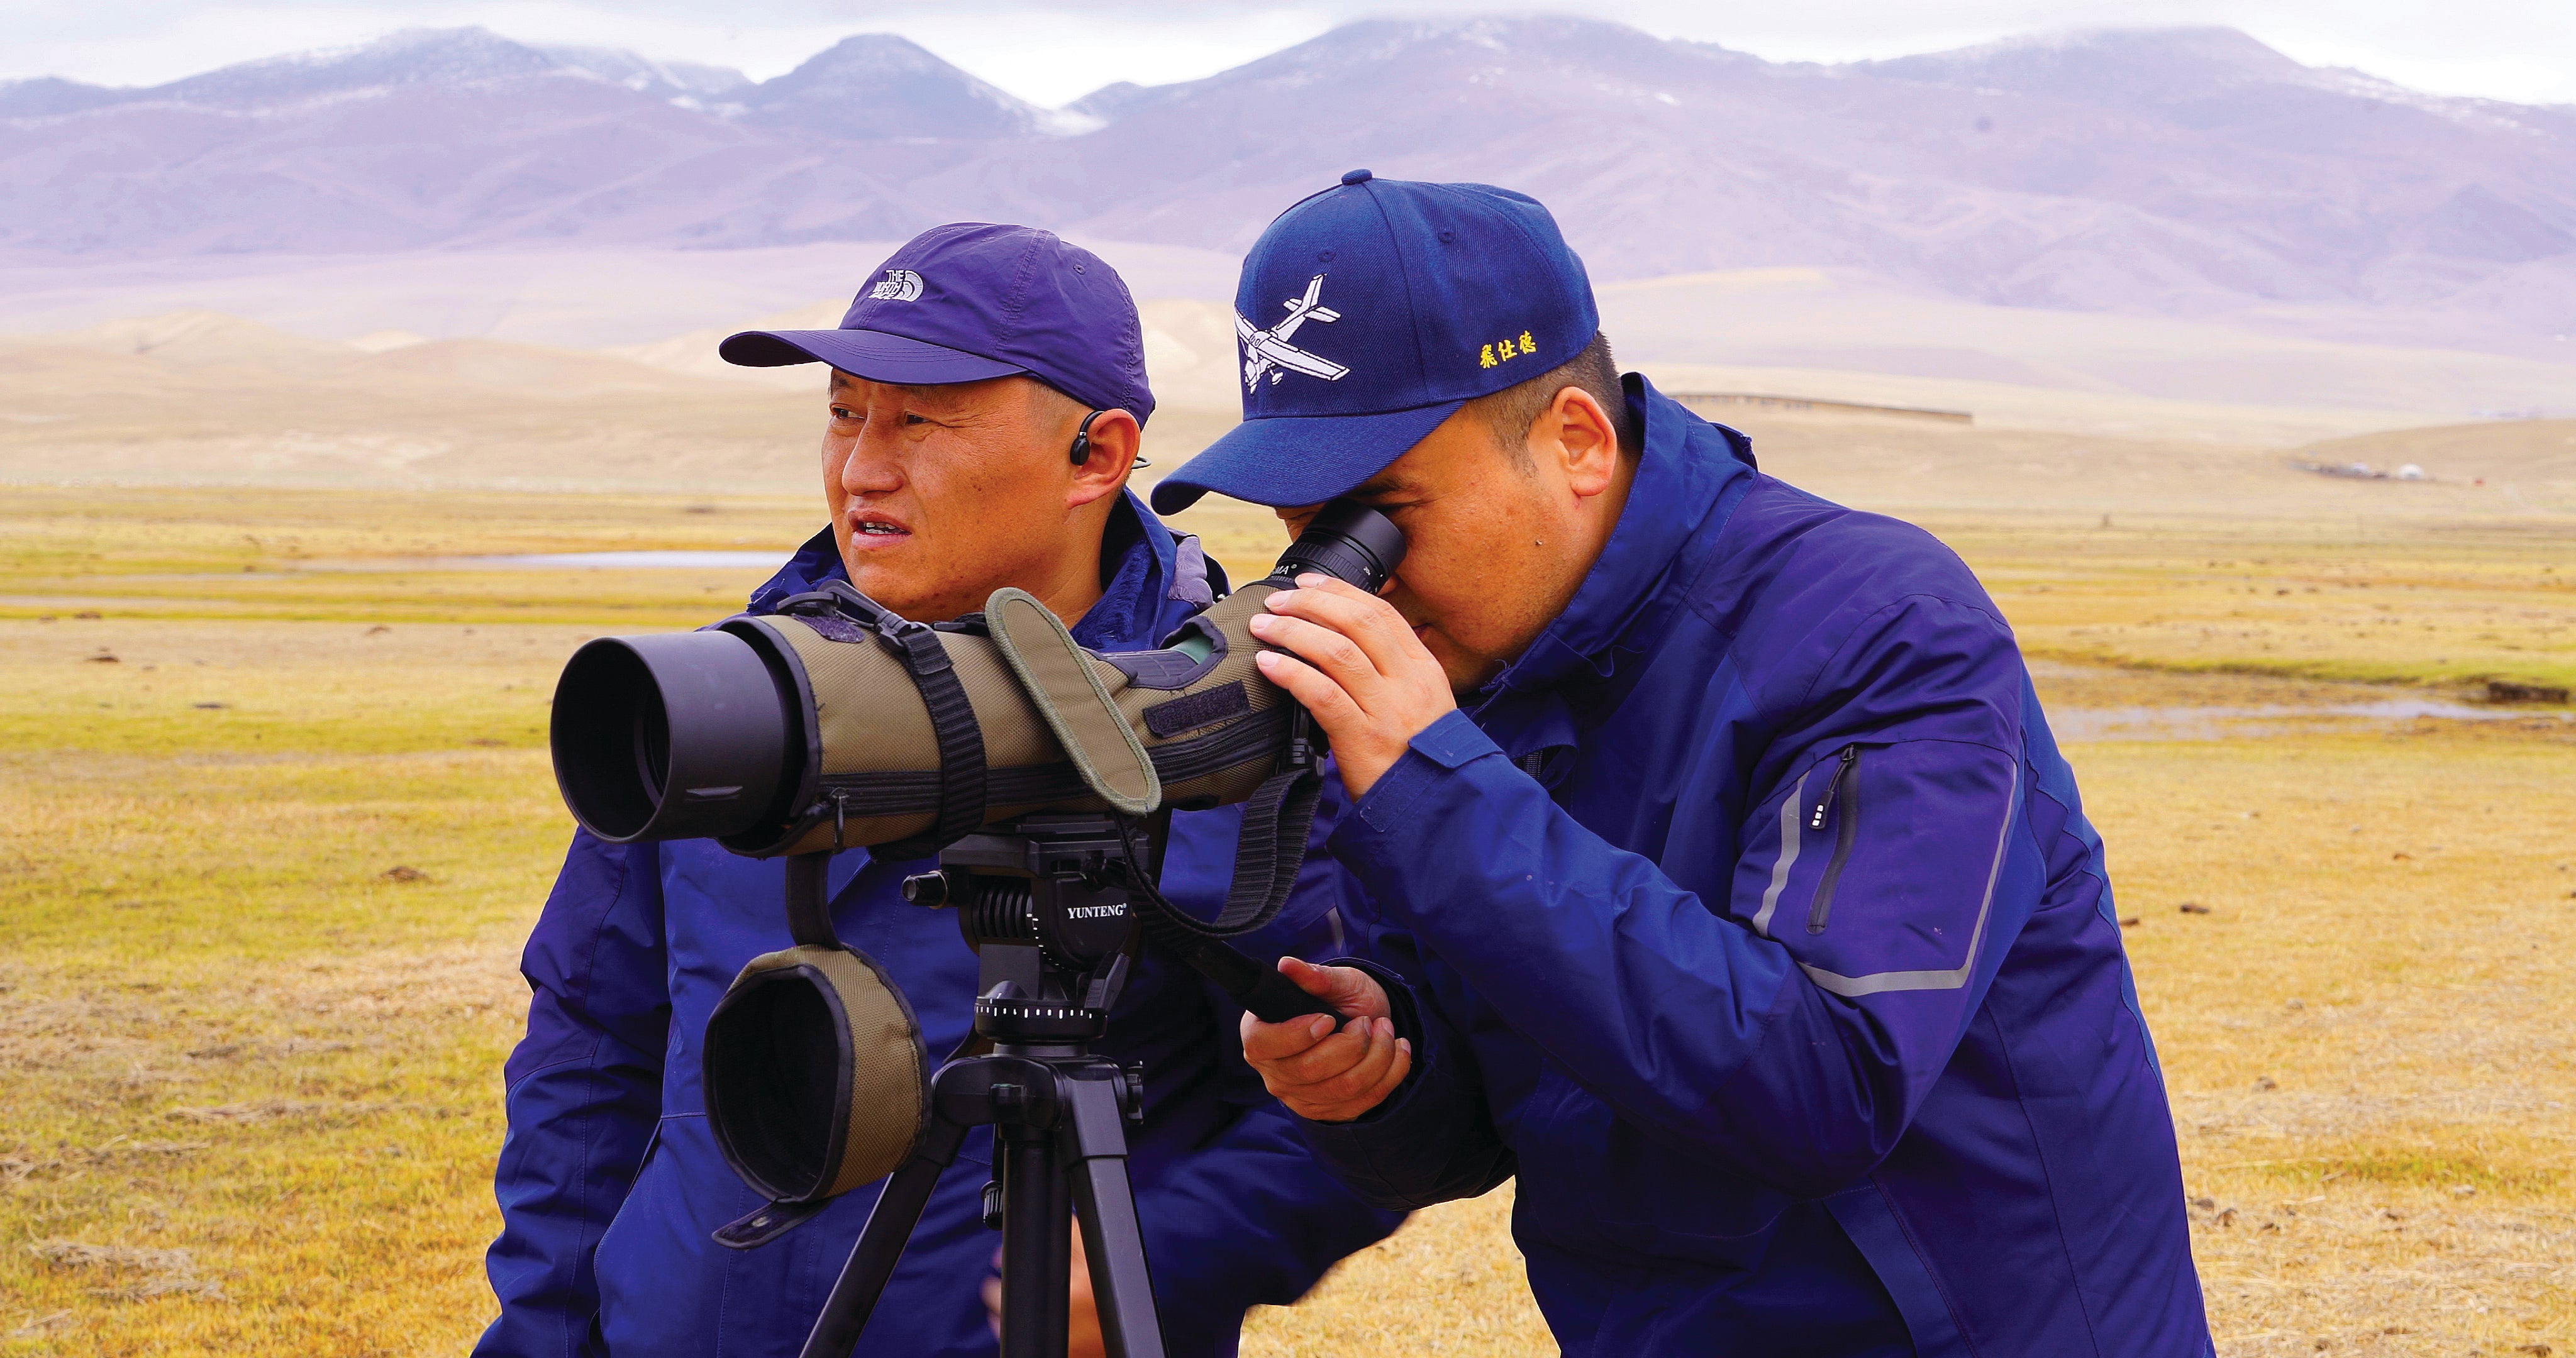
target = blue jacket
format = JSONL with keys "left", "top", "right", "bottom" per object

{"left": 1301, "top": 379, "right": 2210, "bottom": 1357}
{"left": 479, "top": 492, "right": 1401, "bottom": 1358}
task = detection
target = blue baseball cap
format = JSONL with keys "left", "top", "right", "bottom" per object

{"left": 1150, "top": 170, "right": 1598, "bottom": 514}
{"left": 722, "top": 223, "right": 1155, "bottom": 425}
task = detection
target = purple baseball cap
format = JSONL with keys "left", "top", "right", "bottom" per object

{"left": 721, "top": 223, "right": 1155, "bottom": 424}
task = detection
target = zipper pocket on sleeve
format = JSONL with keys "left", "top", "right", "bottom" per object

{"left": 1806, "top": 746, "right": 1862, "bottom": 934}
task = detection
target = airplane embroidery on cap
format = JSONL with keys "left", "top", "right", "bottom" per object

{"left": 1238, "top": 274, "right": 1350, "bottom": 392}
{"left": 869, "top": 269, "right": 924, "bottom": 301}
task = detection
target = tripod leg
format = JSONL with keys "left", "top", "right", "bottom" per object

{"left": 1062, "top": 1076, "right": 1166, "bottom": 1358}
{"left": 798, "top": 1118, "right": 968, "bottom": 1358}
{"left": 997, "top": 1123, "right": 1072, "bottom": 1358}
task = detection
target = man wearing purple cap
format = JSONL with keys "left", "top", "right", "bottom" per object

{"left": 475, "top": 224, "right": 1399, "bottom": 1358}
{"left": 1189, "top": 174, "right": 2211, "bottom": 1355}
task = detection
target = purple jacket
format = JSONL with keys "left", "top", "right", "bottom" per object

{"left": 1299, "top": 378, "right": 2212, "bottom": 1357}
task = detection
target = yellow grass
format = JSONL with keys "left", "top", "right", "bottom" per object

{"left": 0, "top": 485, "right": 817, "bottom": 626}
{"left": 1932, "top": 513, "right": 2576, "bottom": 693}
{"left": 3, "top": 487, "right": 2570, "bottom": 1357}
{"left": 1, "top": 741, "right": 551, "bottom": 1353}
{"left": 2087, "top": 734, "right": 2574, "bottom": 1355}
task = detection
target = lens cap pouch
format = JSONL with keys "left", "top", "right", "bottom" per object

{"left": 703, "top": 941, "right": 928, "bottom": 1247}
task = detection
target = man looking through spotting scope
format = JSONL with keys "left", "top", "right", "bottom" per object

{"left": 1172, "top": 173, "right": 2214, "bottom": 1355}
{"left": 475, "top": 224, "right": 1399, "bottom": 1358}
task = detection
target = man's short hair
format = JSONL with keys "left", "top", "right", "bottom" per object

{"left": 1469, "top": 333, "right": 1638, "bottom": 469}
{"left": 1023, "top": 375, "right": 1088, "bottom": 426}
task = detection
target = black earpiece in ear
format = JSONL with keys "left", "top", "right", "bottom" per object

{"left": 1070, "top": 409, "right": 1105, "bottom": 466}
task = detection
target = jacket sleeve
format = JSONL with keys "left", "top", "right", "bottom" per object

{"left": 1130, "top": 794, "right": 1406, "bottom": 1352}
{"left": 1324, "top": 595, "right": 2035, "bottom": 1199}
{"left": 474, "top": 833, "right": 670, "bottom": 1358}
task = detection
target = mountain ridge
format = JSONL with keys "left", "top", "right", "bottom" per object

{"left": 3, "top": 17, "right": 2570, "bottom": 340}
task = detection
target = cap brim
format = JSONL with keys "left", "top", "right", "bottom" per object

{"left": 719, "top": 328, "right": 1028, "bottom": 385}
{"left": 1148, "top": 400, "right": 1464, "bottom": 514}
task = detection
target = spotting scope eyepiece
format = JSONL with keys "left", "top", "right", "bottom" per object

{"left": 547, "top": 499, "right": 1405, "bottom": 855}
{"left": 1269, "top": 500, "right": 1406, "bottom": 594}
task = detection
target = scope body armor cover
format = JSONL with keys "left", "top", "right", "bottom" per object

{"left": 552, "top": 499, "right": 1401, "bottom": 869}
{"left": 553, "top": 501, "right": 1405, "bottom": 930}
{"left": 727, "top": 577, "right": 1296, "bottom": 856}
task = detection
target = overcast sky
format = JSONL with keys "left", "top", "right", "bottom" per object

{"left": 5, "top": 0, "right": 2572, "bottom": 108}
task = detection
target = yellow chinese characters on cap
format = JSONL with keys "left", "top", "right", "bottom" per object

{"left": 1478, "top": 330, "right": 1540, "bottom": 370}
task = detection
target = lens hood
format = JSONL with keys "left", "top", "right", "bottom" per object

{"left": 550, "top": 629, "right": 803, "bottom": 843}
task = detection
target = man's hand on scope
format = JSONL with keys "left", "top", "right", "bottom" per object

{"left": 1240, "top": 958, "right": 1413, "bottom": 1123}
{"left": 1248, "top": 573, "right": 1456, "bottom": 800}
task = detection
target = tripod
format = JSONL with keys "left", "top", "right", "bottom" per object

{"left": 797, "top": 815, "right": 1169, "bottom": 1358}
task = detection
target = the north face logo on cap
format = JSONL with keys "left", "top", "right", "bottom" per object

{"left": 1236, "top": 273, "right": 1349, "bottom": 393}
{"left": 869, "top": 270, "right": 924, "bottom": 302}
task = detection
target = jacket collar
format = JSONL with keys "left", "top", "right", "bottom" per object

{"left": 1474, "top": 375, "right": 1757, "bottom": 703}
{"left": 743, "top": 488, "right": 1209, "bottom": 651}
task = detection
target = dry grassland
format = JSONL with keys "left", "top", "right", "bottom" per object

{"left": 1933, "top": 515, "right": 2576, "bottom": 694}
{"left": 1169, "top": 497, "right": 2576, "bottom": 695}
{"left": 0, "top": 315, "right": 1242, "bottom": 497}
{"left": 0, "top": 484, "right": 819, "bottom": 626}
{"left": 2, "top": 487, "right": 2568, "bottom": 1357}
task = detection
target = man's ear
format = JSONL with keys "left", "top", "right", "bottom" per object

{"left": 1541, "top": 387, "right": 1620, "bottom": 499}
{"left": 1067, "top": 407, "right": 1141, "bottom": 510}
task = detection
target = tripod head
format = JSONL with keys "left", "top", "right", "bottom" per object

{"left": 797, "top": 813, "right": 1177, "bottom": 1358}
{"left": 899, "top": 813, "right": 1151, "bottom": 1047}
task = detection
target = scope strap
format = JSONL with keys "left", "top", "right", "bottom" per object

{"left": 892, "top": 619, "right": 989, "bottom": 853}
{"left": 782, "top": 851, "right": 843, "bottom": 950}
{"left": 1111, "top": 766, "right": 1321, "bottom": 944}
{"left": 1112, "top": 768, "right": 1334, "bottom": 1024}
{"left": 1220, "top": 763, "right": 1324, "bottom": 929}
{"left": 869, "top": 618, "right": 987, "bottom": 859}
{"left": 1113, "top": 694, "right": 1325, "bottom": 943}
{"left": 790, "top": 583, "right": 989, "bottom": 859}
{"left": 1106, "top": 641, "right": 1335, "bottom": 1021}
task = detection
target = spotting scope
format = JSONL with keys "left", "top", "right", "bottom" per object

{"left": 548, "top": 500, "right": 1406, "bottom": 862}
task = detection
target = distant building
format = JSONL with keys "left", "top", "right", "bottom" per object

{"left": 2290, "top": 457, "right": 2434, "bottom": 483}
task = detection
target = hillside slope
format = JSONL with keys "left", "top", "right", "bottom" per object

{"left": 4, "top": 19, "right": 2570, "bottom": 340}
